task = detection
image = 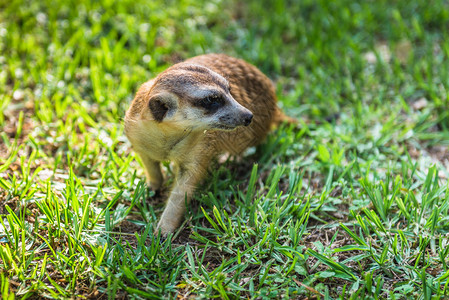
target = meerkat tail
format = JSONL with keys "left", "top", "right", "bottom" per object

{"left": 272, "top": 108, "right": 297, "bottom": 127}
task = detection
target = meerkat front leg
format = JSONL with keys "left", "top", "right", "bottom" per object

{"left": 138, "top": 152, "right": 163, "bottom": 191}
{"left": 156, "top": 156, "right": 209, "bottom": 235}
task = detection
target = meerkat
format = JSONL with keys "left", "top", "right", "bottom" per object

{"left": 124, "top": 53, "right": 292, "bottom": 235}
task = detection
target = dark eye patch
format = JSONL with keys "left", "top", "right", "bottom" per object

{"left": 197, "top": 93, "right": 225, "bottom": 112}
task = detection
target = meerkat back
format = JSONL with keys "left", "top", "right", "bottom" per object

{"left": 184, "top": 54, "right": 278, "bottom": 154}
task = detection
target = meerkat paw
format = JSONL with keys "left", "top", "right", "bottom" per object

{"left": 148, "top": 180, "right": 163, "bottom": 192}
{"left": 154, "top": 217, "right": 180, "bottom": 236}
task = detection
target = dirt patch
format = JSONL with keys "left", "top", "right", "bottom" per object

{"left": 1, "top": 89, "right": 36, "bottom": 158}
{"left": 407, "top": 141, "right": 449, "bottom": 178}
{"left": 427, "top": 144, "right": 449, "bottom": 166}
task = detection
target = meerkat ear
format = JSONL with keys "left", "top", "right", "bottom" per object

{"left": 148, "top": 93, "right": 177, "bottom": 122}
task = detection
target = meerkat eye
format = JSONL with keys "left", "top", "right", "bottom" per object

{"left": 198, "top": 94, "right": 225, "bottom": 111}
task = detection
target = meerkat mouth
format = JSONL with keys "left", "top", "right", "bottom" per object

{"left": 214, "top": 124, "right": 238, "bottom": 130}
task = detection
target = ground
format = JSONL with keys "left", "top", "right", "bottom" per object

{"left": 1, "top": 0, "right": 449, "bottom": 298}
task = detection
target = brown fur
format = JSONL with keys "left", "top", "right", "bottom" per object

{"left": 124, "top": 54, "right": 292, "bottom": 235}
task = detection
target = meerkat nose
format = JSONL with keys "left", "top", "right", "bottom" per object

{"left": 243, "top": 112, "right": 253, "bottom": 126}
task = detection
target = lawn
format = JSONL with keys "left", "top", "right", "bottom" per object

{"left": 1, "top": 0, "right": 449, "bottom": 298}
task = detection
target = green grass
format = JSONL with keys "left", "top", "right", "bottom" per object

{"left": 1, "top": 0, "right": 449, "bottom": 298}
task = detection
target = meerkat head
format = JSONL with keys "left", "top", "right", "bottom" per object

{"left": 143, "top": 63, "right": 253, "bottom": 132}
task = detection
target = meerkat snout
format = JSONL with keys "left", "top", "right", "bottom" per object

{"left": 216, "top": 109, "right": 253, "bottom": 129}
{"left": 242, "top": 112, "right": 253, "bottom": 126}
{"left": 214, "top": 98, "right": 254, "bottom": 130}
